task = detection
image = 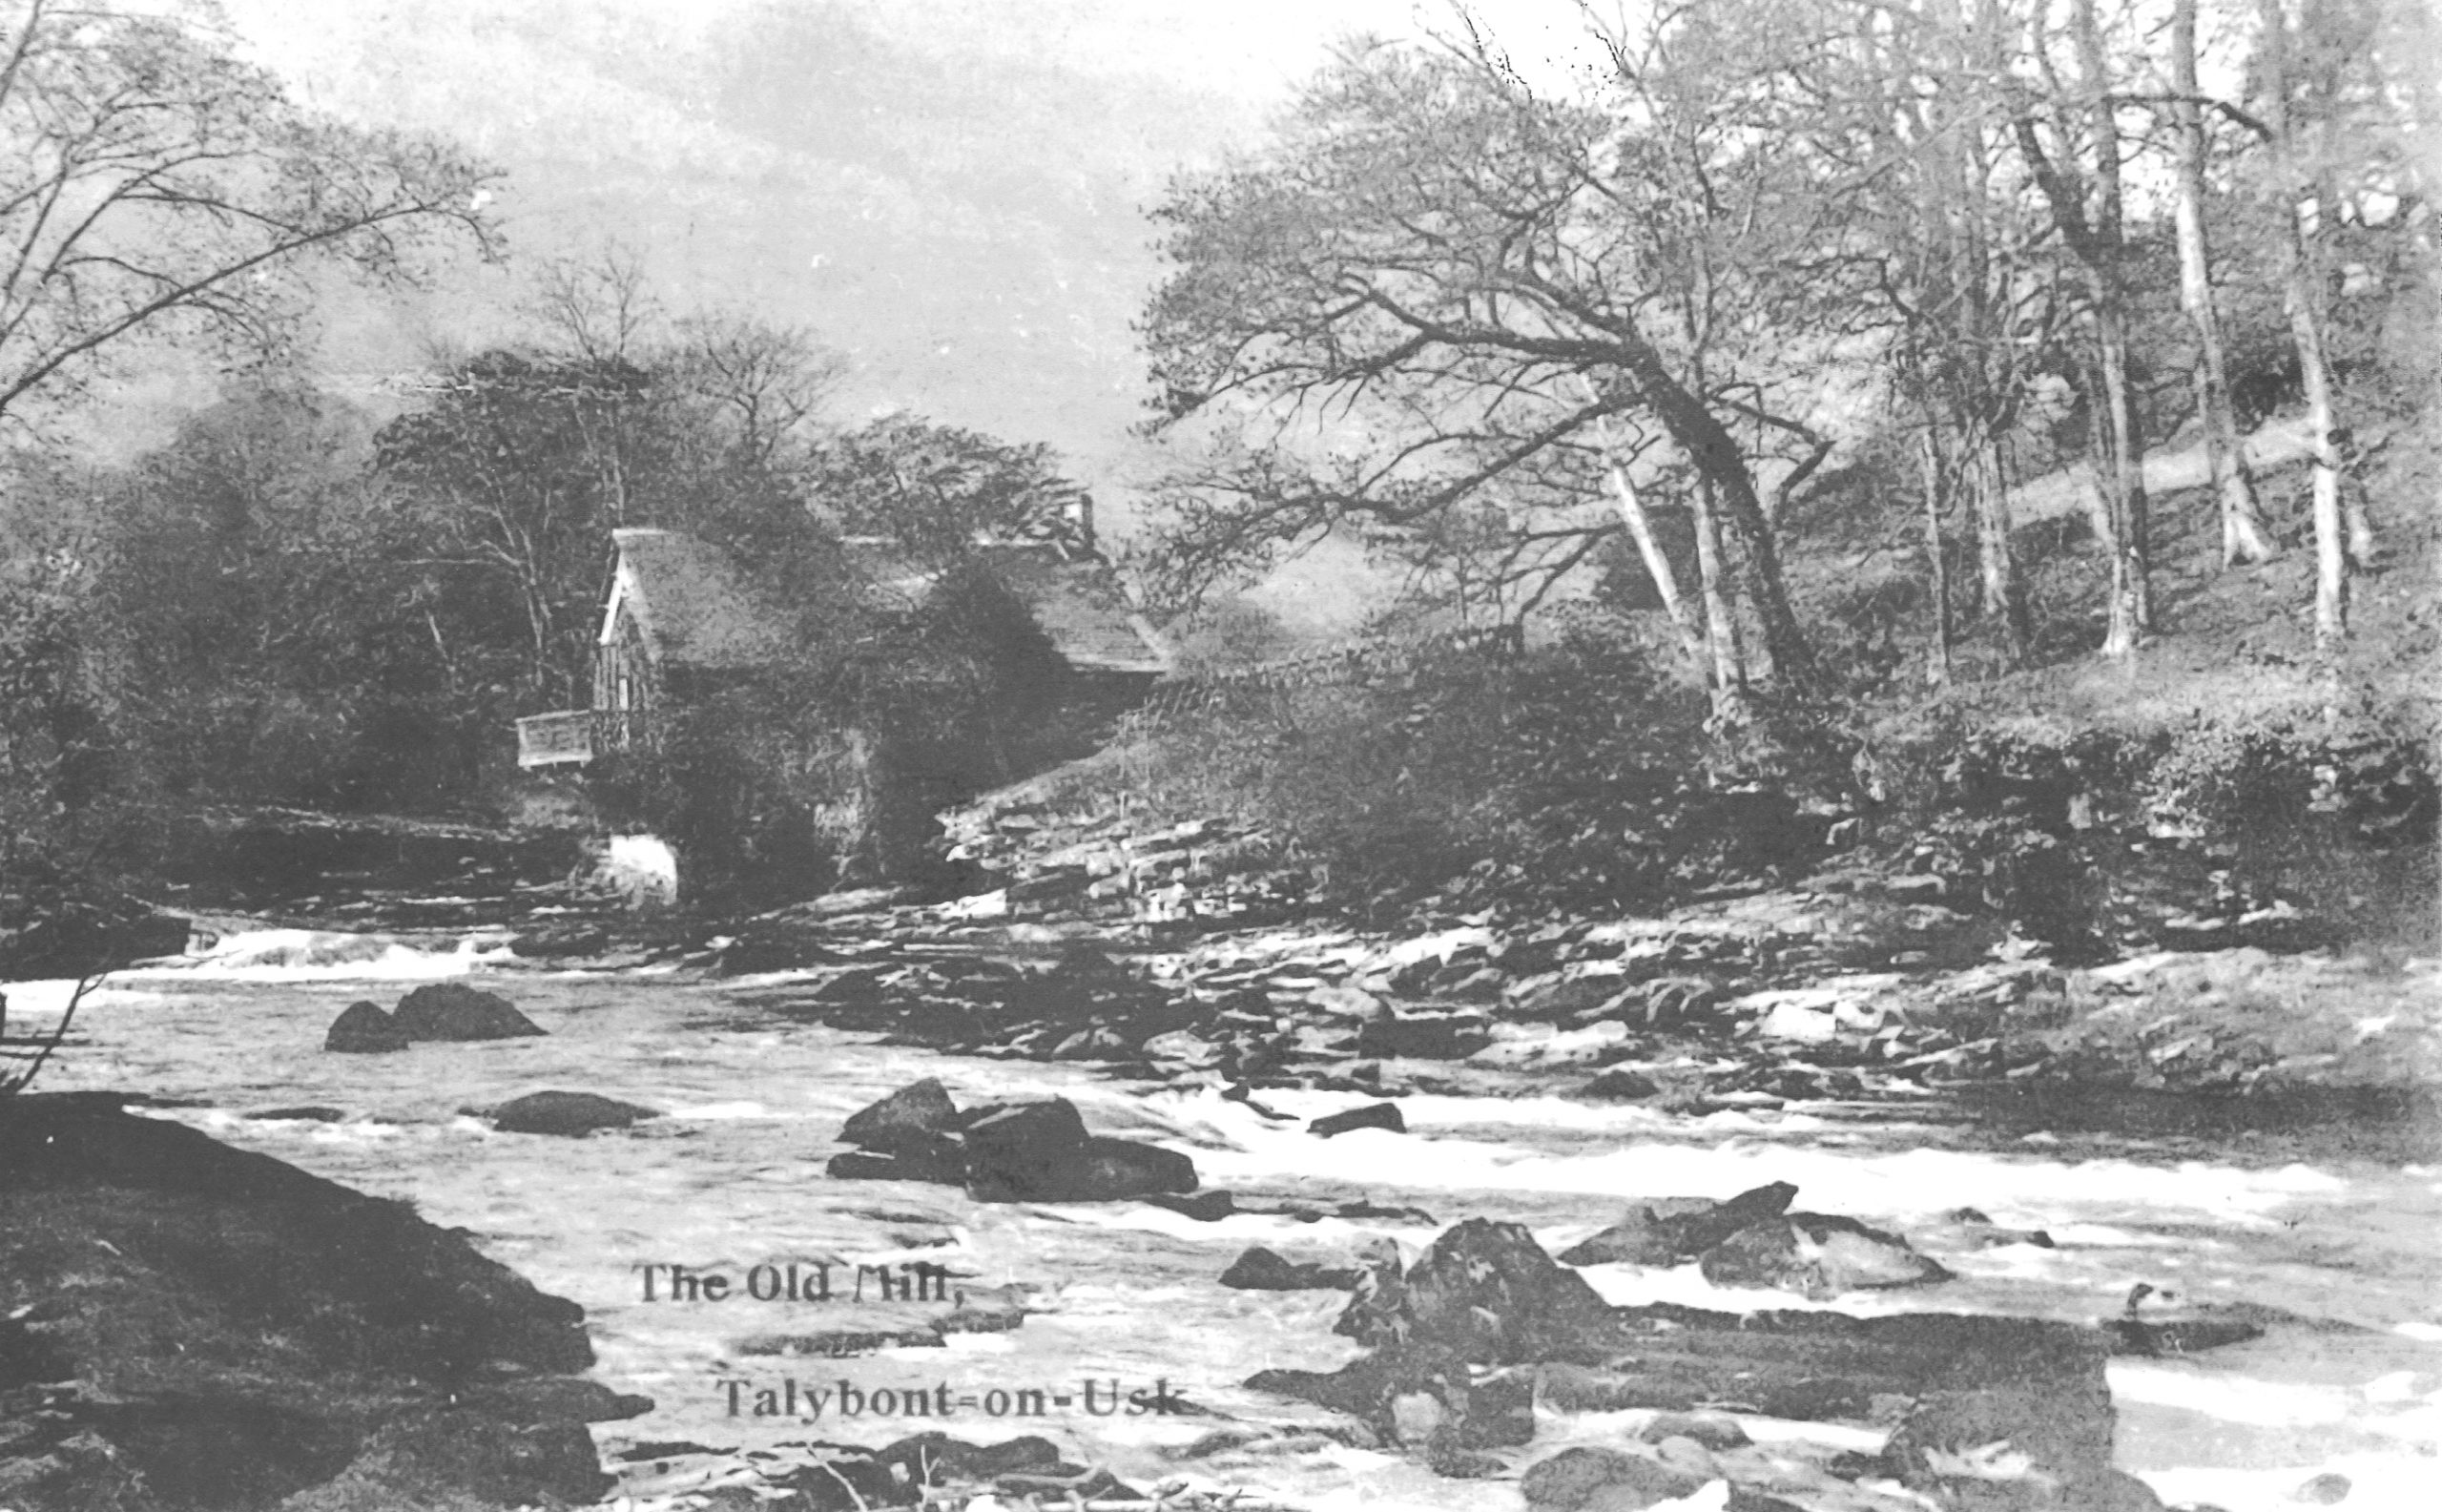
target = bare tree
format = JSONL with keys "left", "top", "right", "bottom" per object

{"left": 2006, "top": 0, "right": 2157, "bottom": 657}
{"left": 0, "top": 0, "right": 499, "bottom": 430}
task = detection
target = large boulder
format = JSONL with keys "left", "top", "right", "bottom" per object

{"left": 1341, "top": 1218, "right": 1615, "bottom": 1364}
{"left": 393, "top": 983, "right": 545, "bottom": 1042}
{"left": 839, "top": 1084, "right": 952, "bottom": 1152}
{"left": 1883, "top": 1351, "right": 2122, "bottom": 1511}
{"left": 324, "top": 1001, "right": 409, "bottom": 1054}
{"left": 959, "top": 1099, "right": 1196, "bottom": 1203}
{"left": 0, "top": 1093, "right": 631, "bottom": 1512}
{"left": 1521, "top": 1446, "right": 1708, "bottom": 1511}
{"left": 1558, "top": 1182, "right": 1798, "bottom": 1267}
{"left": 1699, "top": 1212, "right": 1952, "bottom": 1299}
{"left": 482, "top": 1091, "right": 660, "bottom": 1137}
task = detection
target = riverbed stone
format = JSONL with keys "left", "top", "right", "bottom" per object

{"left": 393, "top": 982, "right": 545, "bottom": 1041}
{"left": 1346, "top": 1217, "right": 1615, "bottom": 1362}
{"left": 1559, "top": 1183, "right": 1799, "bottom": 1267}
{"left": 1220, "top": 1246, "right": 1360, "bottom": 1291}
{"left": 959, "top": 1099, "right": 1197, "bottom": 1203}
{"left": 1310, "top": 1101, "right": 1405, "bottom": 1137}
{"left": 484, "top": 1090, "right": 661, "bottom": 1136}
{"left": 1882, "top": 1325, "right": 2121, "bottom": 1511}
{"left": 325, "top": 1000, "right": 410, "bottom": 1052}
{"left": 1638, "top": 1411, "right": 1751, "bottom": 1450}
{"left": 1356, "top": 1009, "right": 1494, "bottom": 1060}
{"left": 840, "top": 1078, "right": 962, "bottom": 1152}
{"left": 1581, "top": 1067, "right": 1664, "bottom": 1100}
{"left": 1521, "top": 1446, "right": 1707, "bottom": 1511}
{"left": 1699, "top": 1212, "right": 1952, "bottom": 1298}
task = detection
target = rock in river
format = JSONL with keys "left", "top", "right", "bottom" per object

{"left": 959, "top": 1098, "right": 1197, "bottom": 1203}
{"left": 0, "top": 1091, "right": 636, "bottom": 1512}
{"left": 841, "top": 1077, "right": 961, "bottom": 1148}
{"left": 1558, "top": 1181, "right": 1799, "bottom": 1267}
{"left": 1339, "top": 1217, "right": 1615, "bottom": 1362}
{"left": 393, "top": 982, "right": 546, "bottom": 1042}
{"left": 1310, "top": 1101, "right": 1405, "bottom": 1137}
{"left": 1699, "top": 1212, "right": 1952, "bottom": 1299}
{"left": 482, "top": 1090, "right": 662, "bottom": 1136}
{"left": 1521, "top": 1446, "right": 1708, "bottom": 1511}
{"left": 1220, "top": 1246, "right": 1361, "bottom": 1291}
{"left": 324, "top": 999, "right": 409, "bottom": 1053}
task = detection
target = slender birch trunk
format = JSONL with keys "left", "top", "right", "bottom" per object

{"left": 1599, "top": 454, "right": 1707, "bottom": 673}
{"left": 2171, "top": 0, "right": 2276, "bottom": 567}
{"left": 1691, "top": 476, "right": 1748, "bottom": 699}
{"left": 2259, "top": 0, "right": 2349, "bottom": 644}
{"left": 1918, "top": 426, "right": 1955, "bottom": 686}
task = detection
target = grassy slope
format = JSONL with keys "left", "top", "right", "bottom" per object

{"left": 1794, "top": 403, "right": 2440, "bottom": 737}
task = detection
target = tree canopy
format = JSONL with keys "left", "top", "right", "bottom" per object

{"left": 0, "top": 0, "right": 499, "bottom": 431}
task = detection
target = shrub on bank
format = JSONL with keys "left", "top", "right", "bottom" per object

{"left": 1106, "top": 622, "right": 1852, "bottom": 919}
{"left": 1871, "top": 696, "right": 2437, "bottom": 957}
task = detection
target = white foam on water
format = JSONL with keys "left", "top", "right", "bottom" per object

{"left": 2138, "top": 1455, "right": 2424, "bottom": 1512}
{"left": 2110, "top": 1361, "right": 2359, "bottom": 1426}
{"left": 133, "top": 926, "right": 519, "bottom": 981}
{"left": 597, "top": 834, "right": 679, "bottom": 908}
{"left": 1159, "top": 1086, "right": 2346, "bottom": 1224}
{"left": 0, "top": 979, "right": 166, "bottom": 1017}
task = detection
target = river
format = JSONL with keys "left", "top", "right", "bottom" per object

{"left": 9, "top": 922, "right": 2439, "bottom": 1512}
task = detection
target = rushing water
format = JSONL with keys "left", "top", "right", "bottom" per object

{"left": 10, "top": 927, "right": 2441, "bottom": 1512}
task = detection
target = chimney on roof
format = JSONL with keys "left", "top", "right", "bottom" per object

{"left": 1064, "top": 492, "right": 1096, "bottom": 555}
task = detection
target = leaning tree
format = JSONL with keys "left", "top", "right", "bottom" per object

{"left": 1136, "top": 23, "right": 1888, "bottom": 701}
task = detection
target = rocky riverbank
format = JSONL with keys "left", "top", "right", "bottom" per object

{"left": 0, "top": 1091, "right": 646, "bottom": 1512}
{"left": 693, "top": 868, "right": 2438, "bottom": 1158}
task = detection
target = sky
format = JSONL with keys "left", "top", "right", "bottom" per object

{"left": 190, "top": 1, "right": 1593, "bottom": 558}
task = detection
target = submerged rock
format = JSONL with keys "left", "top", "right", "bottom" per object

{"left": 1310, "top": 1101, "right": 1405, "bottom": 1137}
{"left": 1580, "top": 1067, "right": 1664, "bottom": 1100}
{"left": 324, "top": 1000, "right": 409, "bottom": 1053}
{"left": 1220, "top": 1246, "right": 1360, "bottom": 1291}
{"left": 1700, "top": 1212, "right": 1952, "bottom": 1298}
{"left": 483, "top": 1090, "right": 661, "bottom": 1136}
{"left": 826, "top": 1148, "right": 965, "bottom": 1184}
{"left": 1521, "top": 1445, "right": 1707, "bottom": 1511}
{"left": 1637, "top": 1411, "right": 1751, "bottom": 1450}
{"left": 393, "top": 982, "right": 545, "bottom": 1042}
{"left": 1927, "top": 1206, "right": 2057, "bottom": 1251}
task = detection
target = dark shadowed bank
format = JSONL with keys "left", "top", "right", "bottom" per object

{"left": 0, "top": 1091, "right": 645, "bottom": 1512}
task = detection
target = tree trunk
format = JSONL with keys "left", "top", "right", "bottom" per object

{"left": 1599, "top": 457, "right": 1707, "bottom": 674}
{"left": 2091, "top": 299, "right": 2153, "bottom": 652}
{"left": 2260, "top": 0, "right": 2349, "bottom": 645}
{"left": 1691, "top": 476, "right": 1748, "bottom": 706}
{"left": 1918, "top": 427, "right": 1954, "bottom": 686}
{"left": 2014, "top": 0, "right": 2152, "bottom": 657}
{"left": 1967, "top": 434, "right": 2030, "bottom": 660}
{"left": 1612, "top": 335, "right": 1817, "bottom": 689}
{"left": 2171, "top": 0, "right": 2276, "bottom": 567}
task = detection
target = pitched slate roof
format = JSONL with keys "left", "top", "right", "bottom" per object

{"left": 838, "top": 536, "right": 1172, "bottom": 674}
{"left": 603, "top": 528, "right": 787, "bottom": 670}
